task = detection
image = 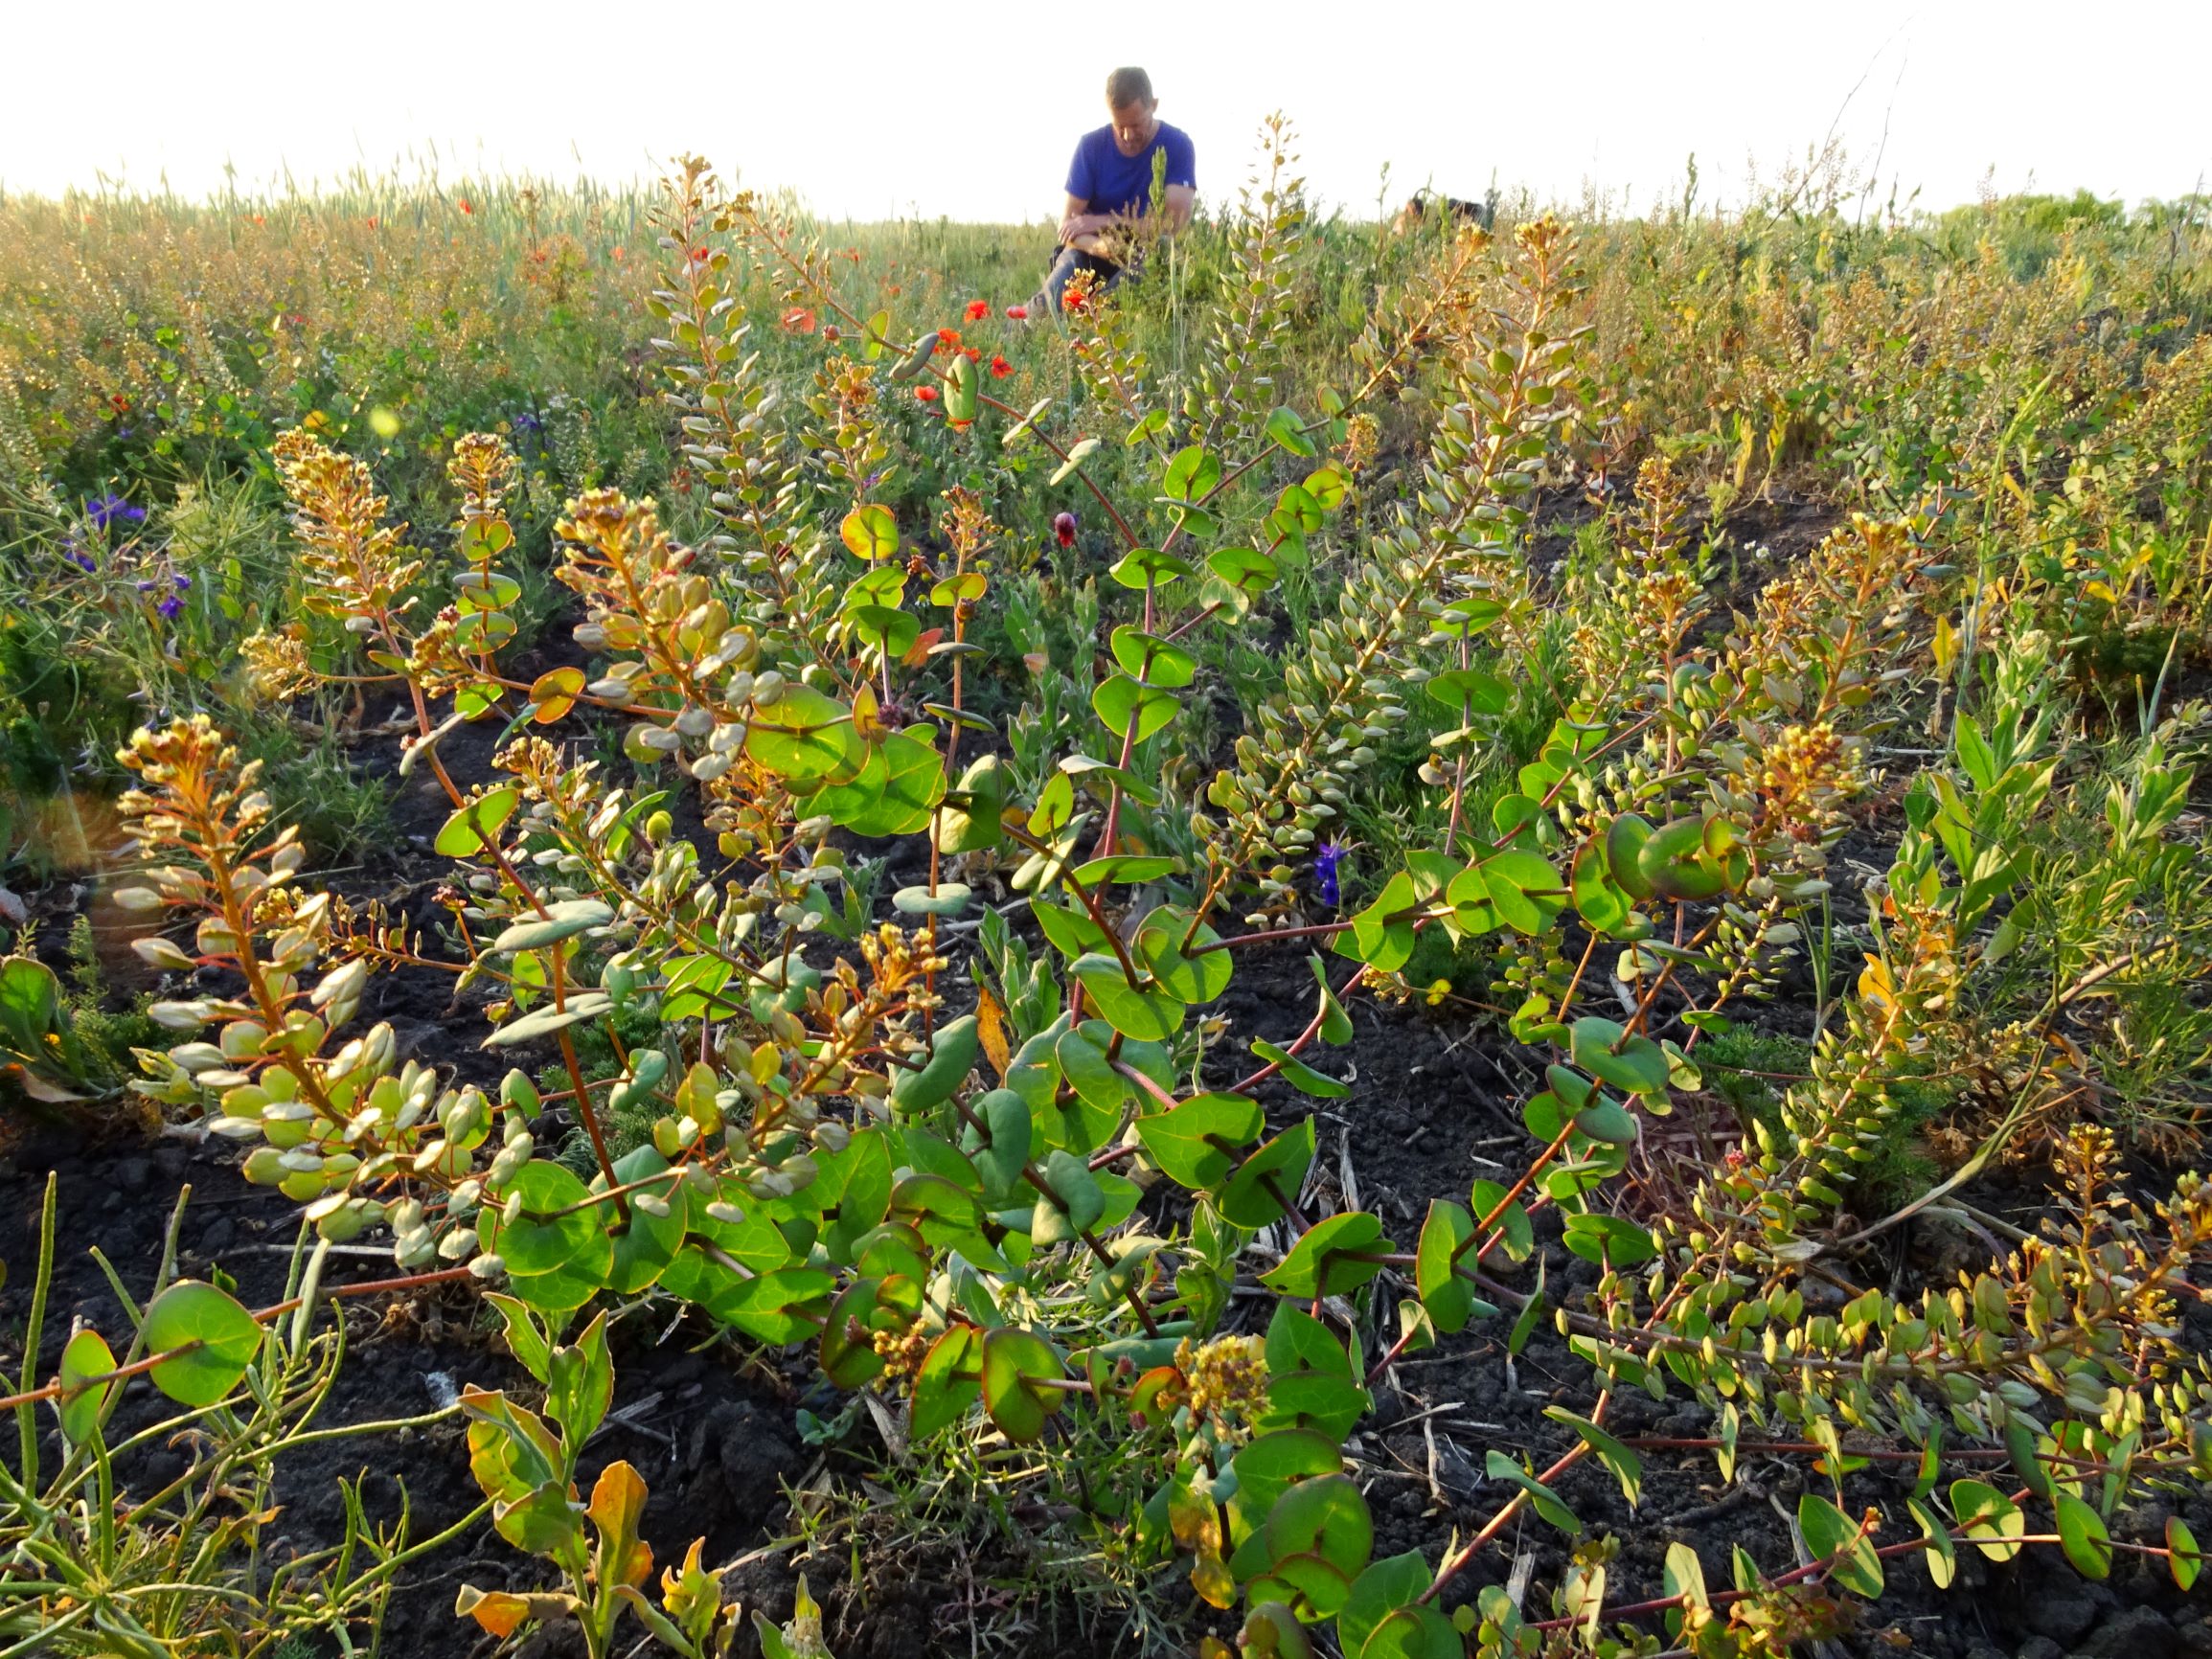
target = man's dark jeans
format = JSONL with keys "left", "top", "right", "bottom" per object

{"left": 1041, "top": 244, "right": 1124, "bottom": 312}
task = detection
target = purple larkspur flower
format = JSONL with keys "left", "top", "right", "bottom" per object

{"left": 510, "top": 410, "right": 543, "bottom": 435}
{"left": 85, "top": 493, "right": 146, "bottom": 534}
{"left": 172, "top": 572, "right": 192, "bottom": 590}
{"left": 156, "top": 594, "right": 184, "bottom": 620}
{"left": 1313, "top": 840, "right": 1348, "bottom": 908}
{"left": 136, "top": 580, "right": 157, "bottom": 592}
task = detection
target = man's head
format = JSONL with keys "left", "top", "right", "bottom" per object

{"left": 1105, "top": 67, "right": 1159, "bottom": 157}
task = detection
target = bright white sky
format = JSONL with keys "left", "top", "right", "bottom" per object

{"left": 4, "top": 1, "right": 2202, "bottom": 222}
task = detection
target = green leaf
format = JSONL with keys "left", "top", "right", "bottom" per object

{"left": 1091, "top": 673, "right": 1180, "bottom": 744}
{"left": 435, "top": 786, "right": 518, "bottom": 856}
{"left": 546, "top": 1311, "right": 615, "bottom": 1447}
{"left": 839, "top": 503, "right": 899, "bottom": 561}
{"left": 891, "top": 882, "right": 971, "bottom": 917}
{"left": 1950, "top": 1479, "right": 2025, "bottom": 1561}
{"left": 1661, "top": 1541, "right": 1708, "bottom": 1627}
{"left": 846, "top": 603, "right": 920, "bottom": 664}
{"left": 1109, "top": 546, "right": 1197, "bottom": 588}
{"left": 1220, "top": 1118, "right": 1318, "bottom": 1228}
{"left": 1337, "top": 1553, "right": 1429, "bottom": 1659}
{"left": 1276, "top": 483, "right": 1324, "bottom": 533}
{"left": 1136, "top": 1093, "right": 1263, "bottom": 1189}
{"left": 1069, "top": 952, "right": 1184, "bottom": 1040}
{"left": 481, "top": 1159, "right": 615, "bottom": 1287}
{"left": 1265, "top": 1473, "right": 1373, "bottom": 1579}
{"left": 816, "top": 732, "right": 946, "bottom": 835}
{"left": 1134, "top": 907, "right": 1233, "bottom": 1004}
{"left": 1483, "top": 1449, "right": 1579, "bottom": 1533}
{"left": 1561, "top": 1212, "right": 1657, "bottom": 1268}
{"left": 1481, "top": 850, "right": 1565, "bottom": 937}
{"left": 2055, "top": 1493, "right": 2112, "bottom": 1580}
{"left": 143, "top": 1281, "right": 262, "bottom": 1407}
{"left": 1208, "top": 546, "right": 1279, "bottom": 594}
{"left": 1072, "top": 853, "right": 1181, "bottom": 886}
{"left": 910, "top": 1326, "right": 982, "bottom": 1438}
{"left": 604, "top": 1147, "right": 683, "bottom": 1295}
{"left": 1262, "top": 1212, "right": 1391, "bottom": 1299}
{"left": 1163, "top": 443, "right": 1223, "bottom": 502}
{"left": 1049, "top": 438, "right": 1102, "bottom": 485}
{"left": 1342, "top": 872, "right": 1417, "bottom": 971}
{"left": 1906, "top": 1496, "right": 1955, "bottom": 1587}
{"left": 1570, "top": 835, "right": 1634, "bottom": 935}
{"left": 1357, "top": 1605, "right": 1459, "bottom": 1659}
{"left": 980, "top": 1327, "right": 1063, "bottom": 1442}
{"left": 1415, "top": 1201, "right": 1482, "bottom": 1335}
{"left": 492, "top": 899, "right": 614, "bottom": 954}
{"left": 1108, "top": 625, "right": 1198, "bottom": 689}
{"left": 1266, "top": 407, "right": 1318, "bottom": 458}
{"left": 1425, "top": 669, "right": 1511, "bottom": 717}
{"left": 1031, "top": 1148, "right": 1106, "bottom": 1244}
{"left": 1001, "top": 395, "right": 1052, "bottom": 445}
{"left": 1311, "top": 958, "right": 1354, "bottom": 1044}
{"left": 1798, "top": 1492, "right": 1882, "bottom": 1597}
{"left": 1251, "top": 1039, "right": 1349, "bottom": 1098}
{"left": 1545, "top": 1407, "right": 1642, "bottom": 1509}
{"left": 704, "top": 1265, "right": 834, "bottom": 1344}
{"left": 483, "top": 991, "right": 614, "bottom": 1047}
{"left": 743, "top": 685, "right": 861, "bottom": 781}
{"left": 1568, "top": 1017, "right": 1671, "bottom": 1097}
{"left": 2168, "top": 1516, "right": 2201, "bottom": 1591}
{"left": 1302, "top": 465, "right": 1348, "bottom": 510}
{"left": 57, "top": 1328, "right": 117, "bottom": 1444}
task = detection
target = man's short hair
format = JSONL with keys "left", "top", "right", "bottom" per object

{"left": 1106, "top": 67, "right": 1153, "bottom": 107}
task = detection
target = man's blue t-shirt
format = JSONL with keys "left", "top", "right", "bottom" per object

{"left": 1065, "top": 122, "right": 1196, "bottom": 218}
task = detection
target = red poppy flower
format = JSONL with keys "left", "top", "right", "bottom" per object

{"left": 692, "top": 246, "right": 710, "bottom": 262}
{"left": 458, "top": 197, "right": 473, "bottom": 215}
{"left": 990, "top": 355, "right": 1013, "bottom": 378}
{"left": 964, "top": 347, "right": 981, "bottom": 362}
{"left": 781, "top": 307, "right": 817, "bottom": 334}
{"left": 964, "top": 299, "right": 990, "bottom": 321}
{"left": 252, "top": 214, "right": 265, "bottom": 226}
{"left": 915, "top": 385, "right": 940, "bottom": 403}
{"left": 1005, "top": 305, "right": 1028, "bottom": 320}
{"left": 365, "top": 216, "right": 378, "bottom": 229}
{"left": 937, "top": 328, "right": 962, "bottom": 348}
{"left": 111, "top": 395, "right": 130, "bottom": 413}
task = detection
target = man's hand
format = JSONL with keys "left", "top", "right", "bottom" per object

{"left": 1060, "top": 209, "right": 1116, "bottom": 241}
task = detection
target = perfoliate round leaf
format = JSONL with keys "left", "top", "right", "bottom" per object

{"left": 143, "top": 1280, "right": 262, "bottom": 1408}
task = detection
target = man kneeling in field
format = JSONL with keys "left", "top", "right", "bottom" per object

{"left": 1034, "top": 67, "right": 1196, "bottom": 314}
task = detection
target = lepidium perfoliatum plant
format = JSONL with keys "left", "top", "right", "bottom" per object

{"left": 90, "top": 144, "right": 2209, "bottom": 1659}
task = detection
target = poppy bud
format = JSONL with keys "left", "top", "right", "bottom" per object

{"left": 1054, "top": 511, "right": 1078, "bottom": 549}
{"left": 1005, "top": 305, "right": 1028, "bottom": 320}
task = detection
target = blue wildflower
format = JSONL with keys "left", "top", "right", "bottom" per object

{"left": 1313, "top": 840, "right": 1348, "bottom": 908}
{"left": 172, "top": 573, "right": 192, "bottom": 590}
{"left": 156, "top": 594, "right": 184, "bottom": 621}
{"left": 84, "top": 493, "right": 147, "bottom": 534}
{"left": 510, "top": 410, "right": 544, "bottom": 435}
